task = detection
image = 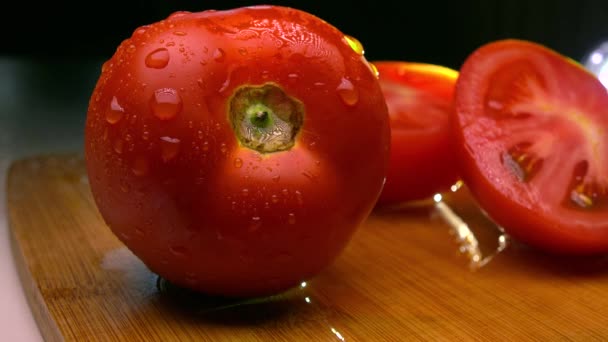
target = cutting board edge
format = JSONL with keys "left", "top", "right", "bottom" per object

{"left": 7, "top": 159, "right": 64, "bottom": 342}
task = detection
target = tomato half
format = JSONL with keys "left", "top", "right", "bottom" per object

{"left": 373, "top": 61, "right": 459, "bottom": 205}
{"left": 84, "top": 5, "right": 390, "bottom": 296}
{"left": 453, "top": 39, "right": 608, "bottom": 254}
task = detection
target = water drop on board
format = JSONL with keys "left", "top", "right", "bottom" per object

{"left": 336, "top": 78, "right": 359, "bottom": 106}
{"left": 160, "top": 136, "right": 181, "bottom": 161}
{"left": 150, "top": 88, "right": 182, "bottom": 120}
{"left": 106, "top": 96, "right": 125, "bottom": 124}
{"left": 145, "top": 48, "right": 170, "bottom": 69}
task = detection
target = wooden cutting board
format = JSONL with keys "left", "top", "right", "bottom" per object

{"left": 8, "top": 154, "right": 608, "bottom": 341}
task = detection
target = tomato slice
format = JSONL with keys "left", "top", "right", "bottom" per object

{"left": 453, "top": 39, "right": 608, "bottom": 254}
{"left": 374, "top": 61, "right": 460, "bottom": 205}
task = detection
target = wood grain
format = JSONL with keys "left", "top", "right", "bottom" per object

{"left": 8, "top": 154, "right": 608, "bottom": 341}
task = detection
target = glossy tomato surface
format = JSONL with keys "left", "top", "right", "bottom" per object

{"left": 84, "top": 5, "right": 390, "bottom": 296}
{"left": 453, "top": 39, "right": 608, "bottom": 254}
{"left": 374, "top": 61, "right": 459, "bottom": 205}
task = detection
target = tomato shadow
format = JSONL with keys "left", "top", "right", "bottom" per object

{"left": 371, "top": 200, "right": 436, "bottom": 221}
{"left": 154, "top": 277, "right": 311, "bottom": 326}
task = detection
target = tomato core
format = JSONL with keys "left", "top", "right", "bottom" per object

{"left": 229, "top": 83, "right": 304, "bottom": 153}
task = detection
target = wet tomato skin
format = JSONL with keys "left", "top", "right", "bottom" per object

{"left": 84, "top": 6, "right": 390, "bottom": 296}
{"left": 453, "top": 39, "right": 608, "bottom": 254}
{"left": 374, "top": 61, "right": 459, "bottom": 205}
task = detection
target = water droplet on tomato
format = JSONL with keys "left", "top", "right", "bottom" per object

{"left": 134, "top": 27, "right": 147, "bottom": 36}
{"left": 212, "top": 48, "right": 225, "bottom": 62}
{"left": 145, "top": 48, "right": 170, "bottom": 69}
{"left": 150, "top": 88, "right": 182, "bottom": 120}
{"left": 218, "top": 77, "right": 230, "bottom": 93}
{"left": 238, "top": 47, "right": 248, "bottom": 56}
{"left": 295, "top": 190, "right": 304, "bottom": 206}
{"left": 234, "top": 158, "right": 243, "bottom": 168}
{"left": 242, "top": 188, "right": 249, "bottom": 197}
{"left": 168, "top": 11, "right": 190, "bottom": 19}
{"left": 106, "top": 96, "right": 125, "bottom": 124}
{"left": 134, "top": 227, "right": 145, "bottom": 236}
{"left": 288, "top": 213, "right": 296, "bottom": 225}
{"left": 113, "top": 139, "right": 124, "bottom": 154}
{"left": 301, "top": 171, "right": 317, "bottom": 182}
{"left": 185, "top": 273, "right": 198, "bottom": 286}
{"left": 142, "top": 130, "right": 150, "bottom": 140}
{"left": 336, "top": 78, "right": 359, "bottom": 106}
{"left": 173, "top": 31, "right": 187, "bottom": 36}
{"left": 169, "top": 246, "right": 189, "bottom": 258}
{"left": 132, "top": 156, "right": 150, "bottom": 176}
{"left": 119, "top": 232, "right": 132, "bottom": 241}
{"left": 272, "top": 175, "right": 280, "bottom": 182}
{"left": 368, "top": 62, "right": 379, "bottom": 78}
{"left": 249, "top": 216, "right": 262, "bottom": 232}
{"left": 220, "top": 143, "right": 227, "bottom": 154}
{"left": 197, "top": 78, "right": 204, "bottom": 88}
{"left": 271, "top": 194, "right": 279, "bottom": 204}
{"left": 120, "top": 179, "right": 130, "bottom": 193}
{"left": 343, "top": 35, "right": 364, "bottom": 55}
{"left": 202, "top": 141, "right": 210, "bottom": 151}
{"left": 160, "top": 136, "right": 181, "bottom": 161}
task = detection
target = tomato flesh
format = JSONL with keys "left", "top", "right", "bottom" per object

{"left": 374, "top": 62, "right": 459, "bottom": 205}
{"left": 454, "top": 39, "right": 608, "bottom": 254}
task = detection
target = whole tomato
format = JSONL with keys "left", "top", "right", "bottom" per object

{"left": 374, "top": 61, "right": 459, "bottom": 205}
{"left": 84, "top": 5, "right": 390, "bottom": 297}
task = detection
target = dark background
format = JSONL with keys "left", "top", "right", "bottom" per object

{"left": 4, "top": 0, "right": 608, "bottom": 68}
{"left": 2, "top": 0, "right": 608, "bottom": 160}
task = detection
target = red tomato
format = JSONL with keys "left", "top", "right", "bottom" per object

{"left": 453, "top": 39, "right": 608, "bottom": 254}
{"left": 373, "top": 61, "right": 459, "bottom": 205}
{"left": 84, "top": 5, "right": 390, "bottom": 296}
